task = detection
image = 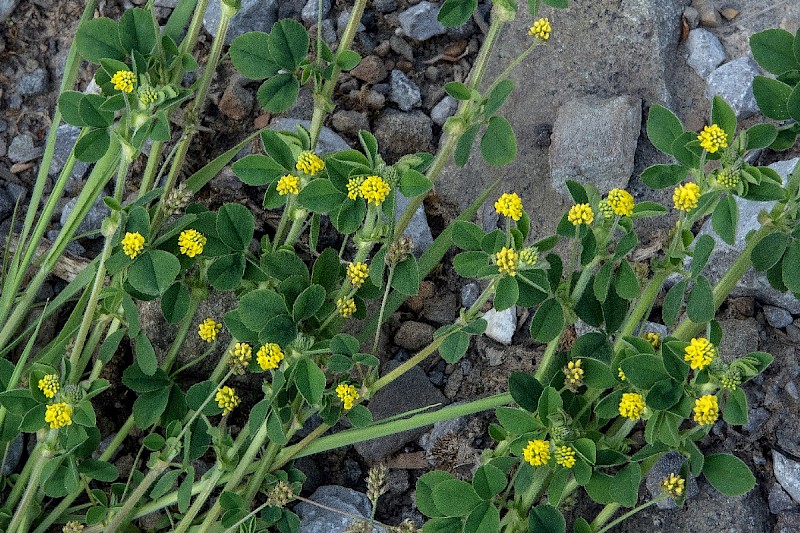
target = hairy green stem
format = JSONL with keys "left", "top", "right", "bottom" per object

{"left": 7, "top": 443, "right": 50, "bottom": 533}
{"left": 105, "top": 460, "right": 169, "bottom": 532}
{"left": 614, "top": 269, "right": 670, "bottom": 352}
{"left": 593, "top": 496, "right": 667, "bottom": 533}
{"left": 172, "top": 465, "right": 225, "bottom": 533}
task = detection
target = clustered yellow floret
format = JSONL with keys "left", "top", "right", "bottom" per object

{"left": 555, "top": 445, "right": 576, "bottom": 468}
{"left": 360, "top": 175, "right": 391, "bottom": 206}
{"left": 229, "top": 342, "right": 252, "bottom": 374}
{"left": 618, "top": 392, "right": 645, "bottom": 421}
{"left": 606, "top": 189, "right": 634, "bottom": 217}
{"left": 494, "top": 193, "right": 523, "bottom": 221}
{"left": 347, "top": 177, "right": 363, "bottom": 200}
{"left": 523, "top": 439, "right": 551, "bottom": 466}
{"left": 693, "top": 394, "right": 718, "bottom": 425}
{"left": 528, "top": 18, "right": 551, "bottom": 41}
{"left": 496, "top": 247, "right": 518, "bottom": 277}
{"left": 277, "top": 175, "right": 300, "bottom": 196}
{"left": 296, "top": 151, "right": 325, "bottom": 176}
{"left": 716, "top": 168, "right": 740, "bottom": 189}
{"left": 111, "top": 70, "right": 136, "bottom": 93}
{"left": 618, "top": 368, "right": 626, "bottom": 381}
{"left": 178, "top": 229, "right": 206, "bottom": 258}
{"left": 139, "top": 86, "right": 159, "bottom": 106}
{"left": 644, "top": 331, "right": 661, "bottom": 349}
{"left": 337, "top": 297, "right": 356, "bottom": 318}
{"left": 38, "top": 374, "right": 60, "bottom": 399}
{"left": 347, "top": 262, "right": 369, "bottom": 288}
{"left": 45, "top": 402, "right": 73, "bottom": 429}
{"left": 721, "top": 367, "right": 741, "bottom": 391}
{"left": 673, "top": 182, "right": 701, "bottom": 211}
{"left": 215, "top": 386, "right": 240, "bottom": 415}
{"left": 198, "top": 318, "right": 223, "bottom": 342}
{"left": 336, "top": 383, "right": 359, "bottom": 410}
{"left": 567, "top": 203, "right": 594, "bottom": 226}
{"left": 257, "top": 343, "right": 285, "bottom": 370}
{"left": 598, "top": 199, "right": 615, "bottom": 219}
{"left": 697, "top": 124, "right": 728, "bottom": 153}
{"left": 563, "top": 359, "right": 584, "bottom": 388}
{"left": 684, "top": 337, "right": 715, "bottom": 370}
{"left": 519, "top": 247, "right": 538, "bottom": 267}
{"left": 661, "top": 473, "right": 686, "bottom": 499}
{"left": 122, "top": 231, "right": 145, "bottom": 259}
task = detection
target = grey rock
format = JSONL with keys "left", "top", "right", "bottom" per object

{"left": 769, "top": 482, "right": 794, "bottom": 514}
{"left": 394, "top": 321, "right": 435, "bottom": 351}
{"left": 692, "top": 0, "right": 721, "bottom": 27}
{"left": 270, "top": 118, "right": 350, "bottom": 154}
{"left": 93, "top": 433, "right": 119, "bottom": 461}
{"left": 2, "top": 435, "right": 23, "bottom": 475}
{"left": 389, "top": 70, "right": 421, "bottom": 111}
{"left": 645, "top": 451, "right": 699, "bottom": 509}
{"left": 5, "top": 182, "right": 26, "bottom": 204}
{"left": 373, "top": 0, "right": 397, "bottom": 13}
{"left": 8, "top": 134, "right": 42, "bottom": 164}
{"left": 422, "top": 293, "right": 458, "bottom": 325}
{"left": 460, "top": 282, "right": 480, "bottom": 308}
{"left": 394, "top": 192, "right": 433, "bottom": 255}
{"left": 0, "top": 0, "right": 19, "bottom": 19}
{"left": 374, "top": 110, "right": 432, "bottom": 160}
{"left": 301, "top": 0, "right": 331, "bottom": 24}
{"left": 764, "top": 305, "right": 793, "bottom": 329}
{"left": 50, "top": 124, "right": 90, "bottom": 178}
{"left": 18, "top": 68, "right": 48, "bottom": 96}
{"left": 296, "top": 486, "right": 384, "bottom": 533}
{"left": 697, "top": 158, "right": 800, "bottom": 313}
{"left": 718, "top": 318, "right": 759, "bottom": 362}
{"left": 350, "top": 55, "right": 388, "bottom": 84}
{"left": 331, "top": 110, "right": 370, "bottom": 136}
{"left": 686, "top": 28, "right": 726, "bottom": 79}
{"left": 483, "top": 307, "right": 516, "bottom": 345}
{"left": 0, "top": 137, "right": 5, "bottom": 158}
{"left": 683, "top": 6, "right": 700, "bottom": 29}
{"left": 60, "top": 194, "right": 110, "bottom": 240}
{"left": 774, "top": 451, "right": 800, "bottom": 503}
{"left": 0, "top": 186, "right": 13, "bottom": 221}
{"left": 321, "top": 18, "right": 337, "bottom": 44}
{"left": 706, "top": 57, "right": 760, "bottom": 119}
{"left": 218, "top": 78, "right": 254, "bottom": 120}
{"left": 419, "top": 415, "right": 467, "bottom": 456}
{"left": 642, "top": 321, "right": 668, "bottom": 338}
{"left": 744, "top": 406, "right": 770, "bottom": 434}
{"left": 204, "top": 0, "right": 277, "bottom": 44}
{"left": 549, "top": 96, "right": 642, "bottom": 196}
{"left": 431, "top": 96, "right": 458, "bottom": 126}
{"left": 337, "top": 10, "right": 364, "bottom": 35}
{"left": 48, "top": 229, "right": 86, "bottom": 256}
{"left": 389, "top": 35, "right": 414, "bottom": 62}
{"left": 776, "top": 512, "right": 800, "bottom": 533}
{"left": 354, "top": 362, "right": 446, "bottom": 461}
{"left": 154, "top": 0, "right": 179, "bottom": 7}
{"left": 398, "top": 1, "right": 447, "bottom": 41}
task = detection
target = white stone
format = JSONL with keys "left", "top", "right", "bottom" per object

{"left": 706, "top": 57, "right": 761, "bottom": 119}
{"left": 483, "top": 307, "right": 516, "bottom": 345}
{"left": 686, "top": 28, "right": 726, "bottom": 78}
{"left": 774, "top": 451, "right": 800, "bottom": 503}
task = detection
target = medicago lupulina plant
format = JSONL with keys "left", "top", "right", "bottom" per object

{"left": 0, "top": 0, "right": 798, "bottom": 532}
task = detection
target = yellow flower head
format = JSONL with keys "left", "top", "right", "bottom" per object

{"left": 215, "top": 386, "right": 240, "bottom": 415}
{"left": 496, "top": 247, "right": 518, "bottom": 277}
{"left": 618, "top": 368, "right": 626, "bottom": 381}
{"left": 619, "top": 392, "right": 645, "bottom": 421}
{"left": 606, "top": 189, "right": 634, "bottom": 217}
{"left": 661, "top": 473, "right": 685, "bottom": 499}
{"left": 336, "top": 383, "right": 359, "bottom": 410}
{"left": 360, "top": 175, "right": 391, "bottom": 206}
{"left": 528, "top": 18, "right": 552, "bottom": 41}
{"left": 693, "top": 394, "right": 719, "bottom": 425}
{"left": 697, "top": 124, "right": 728, "bottom": 153}
{"left": 257, "top": 343, "right": 285, "bottom": 370}
{"left": 598, "top": 199, "right": 615, "bottom": 220}
{"left": 555, "top": 445, "right": 576, "bottom": 468}
{"left": 494, "top": 193, "right": 523, "bottom": 221}
{"left": 337, "top": 297, "right": 356, "bottom": 318}
{"left": 563, "top": 359, "right": 584, "bottom": 390}
{"left": 684, "top": 337, "right": 715, "bottom": 370}
{"left": 198, "top": 318, "right": 223, "bottom": 342}
{"left": 644, "top": 331, "right": 661, "bottom": 349}
{"left": 567, "top": 203, "right": 594, "bottom": 226}
{"left": 122, "top": 232, "right": 145, "bottom": 259}
{"left": 45, "top": 402, "right": 73, "bottom": 429}
{"left": 229, "top": 342, "right": 252, "bottom": 375}
{"left": 277, "top": 175, "right": 300, "bottom": 196}
{"left": 63, "top": 520, "right": 85, "bottom": 533}
{"left": 139, "top": 86, "right": 159, "bottom": 106}
{"left": 673, "top": 182, "right": 701, "bottom": 211}
{"left": 111, "top": 70, "right": 136, "bottom": 93}
{"left": 178, "top": 229, "right": 206, "bottom": 258}
{"left": 38, "top": 374, "right": 60, "bottom": 399}
{"left": 347, "top": 177, "right": 364, "bottom": 200}
{"left": 347, "top": 262, "right": 369, "bottom": 288}
{"left": 296, "top": 151, "right": 325, "bottom": 176}
{"left": 523, "top": 439, "right": 551, "bottom": 466}
{"left": 519, "top": 247, "right": 538, "bottom": 268}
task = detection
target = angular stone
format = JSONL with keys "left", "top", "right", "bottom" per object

{"left": 350, "top": 55, "right": 388, "bottom": 84}
{"left": 389, "top": 70, "right": 421, "bottom": 111}
{"left": 483, "top": 307, "right": 516, "bottom": 345}
{"left": 373, "top": 0, "right": 397, "bottom": 14}
{"left": 460, "top": 282, "right": 480, "bottom": 308}
{"left": 8, "top": 134, "right": 41, "bottom": 164}
{"left": 692, "top": 0, "right": 721, "bottom": 27}
{"left": 394, "top": 191, "right": 433, "bottom": 255}
{"left": 0, "top": 0, "right": 20, "bottom": 19}
{"left": 270, "top": 118, "right": 350, "bottom": 154}
{"left": 60, "top": 194, "right": 110, "bottom": 240}
{"left": 398, "top": 1, "right": 447, "bottom": 41}
{"left": 18, "top": 68, "right": 48, "bottom": 96}
{"left": 763, "top": 305, "right": 793, "bottom": 329}
{"left": 295, "top": 485, "right": 385, "bottom": 533}
{"left": 776, "top": 512, "right": 800, "bottom": 533}
{"left": 769, "top": 482, "right": 795, "bottom": 514}
{"left": 50, "top": 124, "right": 89, "bottom": 178}
{"left": 686, "top": 28, "right": 726, "bottom": 79}
{"left": 331, "top": 110, "right": 370, "bottom": 136}
{"left": 1, "top": 434, "right": 23, "bottom": 475}
{"left": 204, "top": 0, "right": 277, "bottom": 44}
{"left": 374, "top": 110, "right": 432, "bottom": 161}
{"left": 718, "top": 318, "right": 759, "bottom": 362}
{"left": 775, "top": 451, "right": 800, "bottom": 503}
{"left": 549, "top": 95, "right": 642, "bottom": 196}
{"left": 218, "top": 79, "right": 253, "bottom": 120}
{"left": 431, "top": 95, "right": 458, "bottom": 126}
{"left": 301, "top": 0, "right": 331, "bottom": 24}
{"left": 706, "top": 57, "right": 760, "bottom": 119}
{"left": 394, "top": 321, "right": 435, "bottom": 351}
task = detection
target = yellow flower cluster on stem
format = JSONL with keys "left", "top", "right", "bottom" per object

{"left": 697, "top": 124, "right": 728, "bottom": 153}
{"left": 347, "top": 262, "right": 369, "bottom": 287}
{"left": 111, "top": 70, "right": 136, "bottom": 93}
{"left": 216, "top": 386, "right": 240, "bottom": 415}
{"left": 277, "top": 175, "right": 300, "bottom": 196}
{"left": 523, "top": 439, "right": 550, "bottom": 466}
{"left": 644, "top": 331, "right": 661, "bottom": 349}
{"left": 229, "top": 342, "right": 252, "bottom": 374}
{"left": 198, "top": 318, "right": 223, "bottom": 342}
{"left": 296, "top": 151, "right": 325, "bottom": 176}
{"left": 45, "top": 402, "right": 73, "bottom": 429}
{"left": 336, "top": 383, "right": 359, "bottom": 410}
{"left": 673, "top": 182, "right": 700, "bottom": 211}
{"left": 661, "top": 473, "right": 685, "bottom": 499}
{"left": 528, "top": 18, "right": 551, "bottom": 40}
{"left": 360, "top": 175, "right": 390, "bottom": 206}
{"left": 606, "top": 189, "right": 634, "bottom": 216}
{"left": 257, "top": 343, "right": 285, "bottom": 370}
{"left": 618, "top": 392, "right": 645, "bottom": 421}
{"left": 496, "top": 247, "right": 518, "bottom": 277}
{"left": 563, "top": 359, "right": 584, "bottom": 389}
{"left": 555, "top": 445, "right": 576, "bottom": 468}
{"left": 567, "top": 203, "right": 594, "bottom": 226}
{"left": 684, "top": 337, "right": 715, "bottom": 370}
{"left": 38, "top": 374, "right": 60, "bottom": 399}
{"left": 347, "top": 177, "right": 363, "bottom": 200}
{"left": 122, "top": 232, "right": 145, "bottom": 259}
{"left": 337, "top": 297, "right": 356, "bottom": 318}
{"left": 494, "top": 193, "right": 523, "bottom": 221}
{"left": 178, "top": 229, "right": 206, "bottom": 257}
{"left": 693, "top": 394, "right": 718, "bottom": 425}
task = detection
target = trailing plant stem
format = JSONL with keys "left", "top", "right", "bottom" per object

{"left": 7, "top": 444, "right": 48, "bottom": 533}
{"left": 615, "top": 269, "right": 671, "bottom": 351}
{"left": 105, "top": 459, "right": 169, "bottom": 532}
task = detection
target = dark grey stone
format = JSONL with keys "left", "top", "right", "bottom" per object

{"left": 18, "top": 68, "right": 48, "bottom": 96}
{"left": 398, "top": 1, "right": 447, "bottom": 41}
{"left": 430, "top": 96, "right": 457, "bottom": 126}
{"left": 764, "top": 305, "right": 793, "bottom": 329}
{"left": 373, "top": 110, "right": 432, "bottom": 160}
{"left": 0, "top": 186, "right": 14, "bottom": 221}
{"left": 372, "top": 0, "right": 397, "bottom": 13}
{"left": 301, "top": 0, "right": 331, "bottom": 24}
{"left": 295, "top": 485, "right": 385, "bottom": 533}
{"left": 774, "top": 451, "right": 800, "bottom": 503}
{"left": 394, "top": 192, "right": 433, "bottom": 255}
{"left": 389, "top": 70, "right": 421, "bottom": 111}
{"left": 270, "top": 118, "right": 350, "bottom": 154}
{"left": 706, "top": 57, "right": 760, "bottom": 119}
{"left": 1, "top": 435, "right": 23, "bottom": 475}
{"left": 686, "top": 28, "right": 726, "bottom": 78}
{"left": 769, "top": 482, "right": 794, "bottom": 514}
{"left": 204, "top": 0, "right": 277, "bottom": 44}
{"left": 50, "top": 124, "right": 90, "bottom": 179}
{"left": 645, "top": 452, "right": 700, "bottom": 509}
{"left": 460, "top": 282, "right": 480, "bottom": 308}
{"left": 8, "top": 134, "right": 42, "bottom": 164}
{"left": 60, "top": 194, "right": 110, "bottom": 240}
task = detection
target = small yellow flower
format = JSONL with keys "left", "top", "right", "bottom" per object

{"left": 257, "top": 343, "right": 285, "bottom": 370}
{"left": 336, "top": 383, "right": 359, "bottom": 410}
{"left": 716, "top": 168, "right": 740, "bottom": 189}
{"left": 496, "top": 247, "right": 518, "bottom": 277}
{"left": 644, "top": 331, "right": 661, "bottom": 349}
{"left": 360, "top": 175, "right": 391, "bottom": 206}
{"left": 296, "top": 151, "right": 325, "bottom": 176}
{"left": 178, "top": 229, "right": 206, "bottom": 258}
{"left": 494, "top": 193, "right": 523, "bottom": 221}
{"left": 555, "top": 445, "right": 576, "bottom": 468}
{"left": 38, "top": 374, "right": 60, "bottom": 399}
{"left": 229, "top": 342, "right": 252, "bottom": 375}
{"left": 684, "top": 337, "right": 715, "bottom": 370}
{"left": 567, "top": 203, "right": 594, "bottom": 226}
{"left": 347, "top": 262, "right": 369, "bottom": 288}
{"left": 673, "top": 182, "right": 701, "bottom": 211}
{"left": 523, "top": 439, "right": 551, "bottom": 466}
{"left": 276, "top": 175, "right": 300, "bottom": 195}
{"left": 337, "top": 297, "right": 356, "bottom": 318}
{"left": 111, "top": 70, "right": 136, "bottom": 93}
{"left": 198, "top": 318, "right": 223, "bottom": 342}
{"left": 63, "top": 520, "right": 85, "bottom": 533}
{"left": 606, "top": 189, "right": 634, "bottom": 217}
{"left": 693, "top": 394, "right": 719, "bottom": 425}
{"left": 121, "top": 232, "right": 145, "bottom": 259}
{"left": 519, "top": 247, "right": 538, "bottom": 267}
{"left": 215, "top": 386, "right": 240, "bottom": 415}
{"left": 697, "top": 124, "right": 728, "bottom": 153}
{"left": 661, "top": 473, "right": 686, "bottom": 499}
{"left": 618, "top": 368, "right": 626, "bottom": 381}
{"left": 528, "top": 18, "right": 552, "bottom": 41}
{"left": 563, "top": 359, "right": 584, "bottom": 389}
{"left": 619, "top": 392, "right": 645, "bottom": 421}
{"left": 598, "top": 199, "right": 615, "bottom": 219}
{"left": 45, "top": 402, "right": 73, "bottom": 429}
{"left": 347, "top": 177, "right": 364, "bottom": 200}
